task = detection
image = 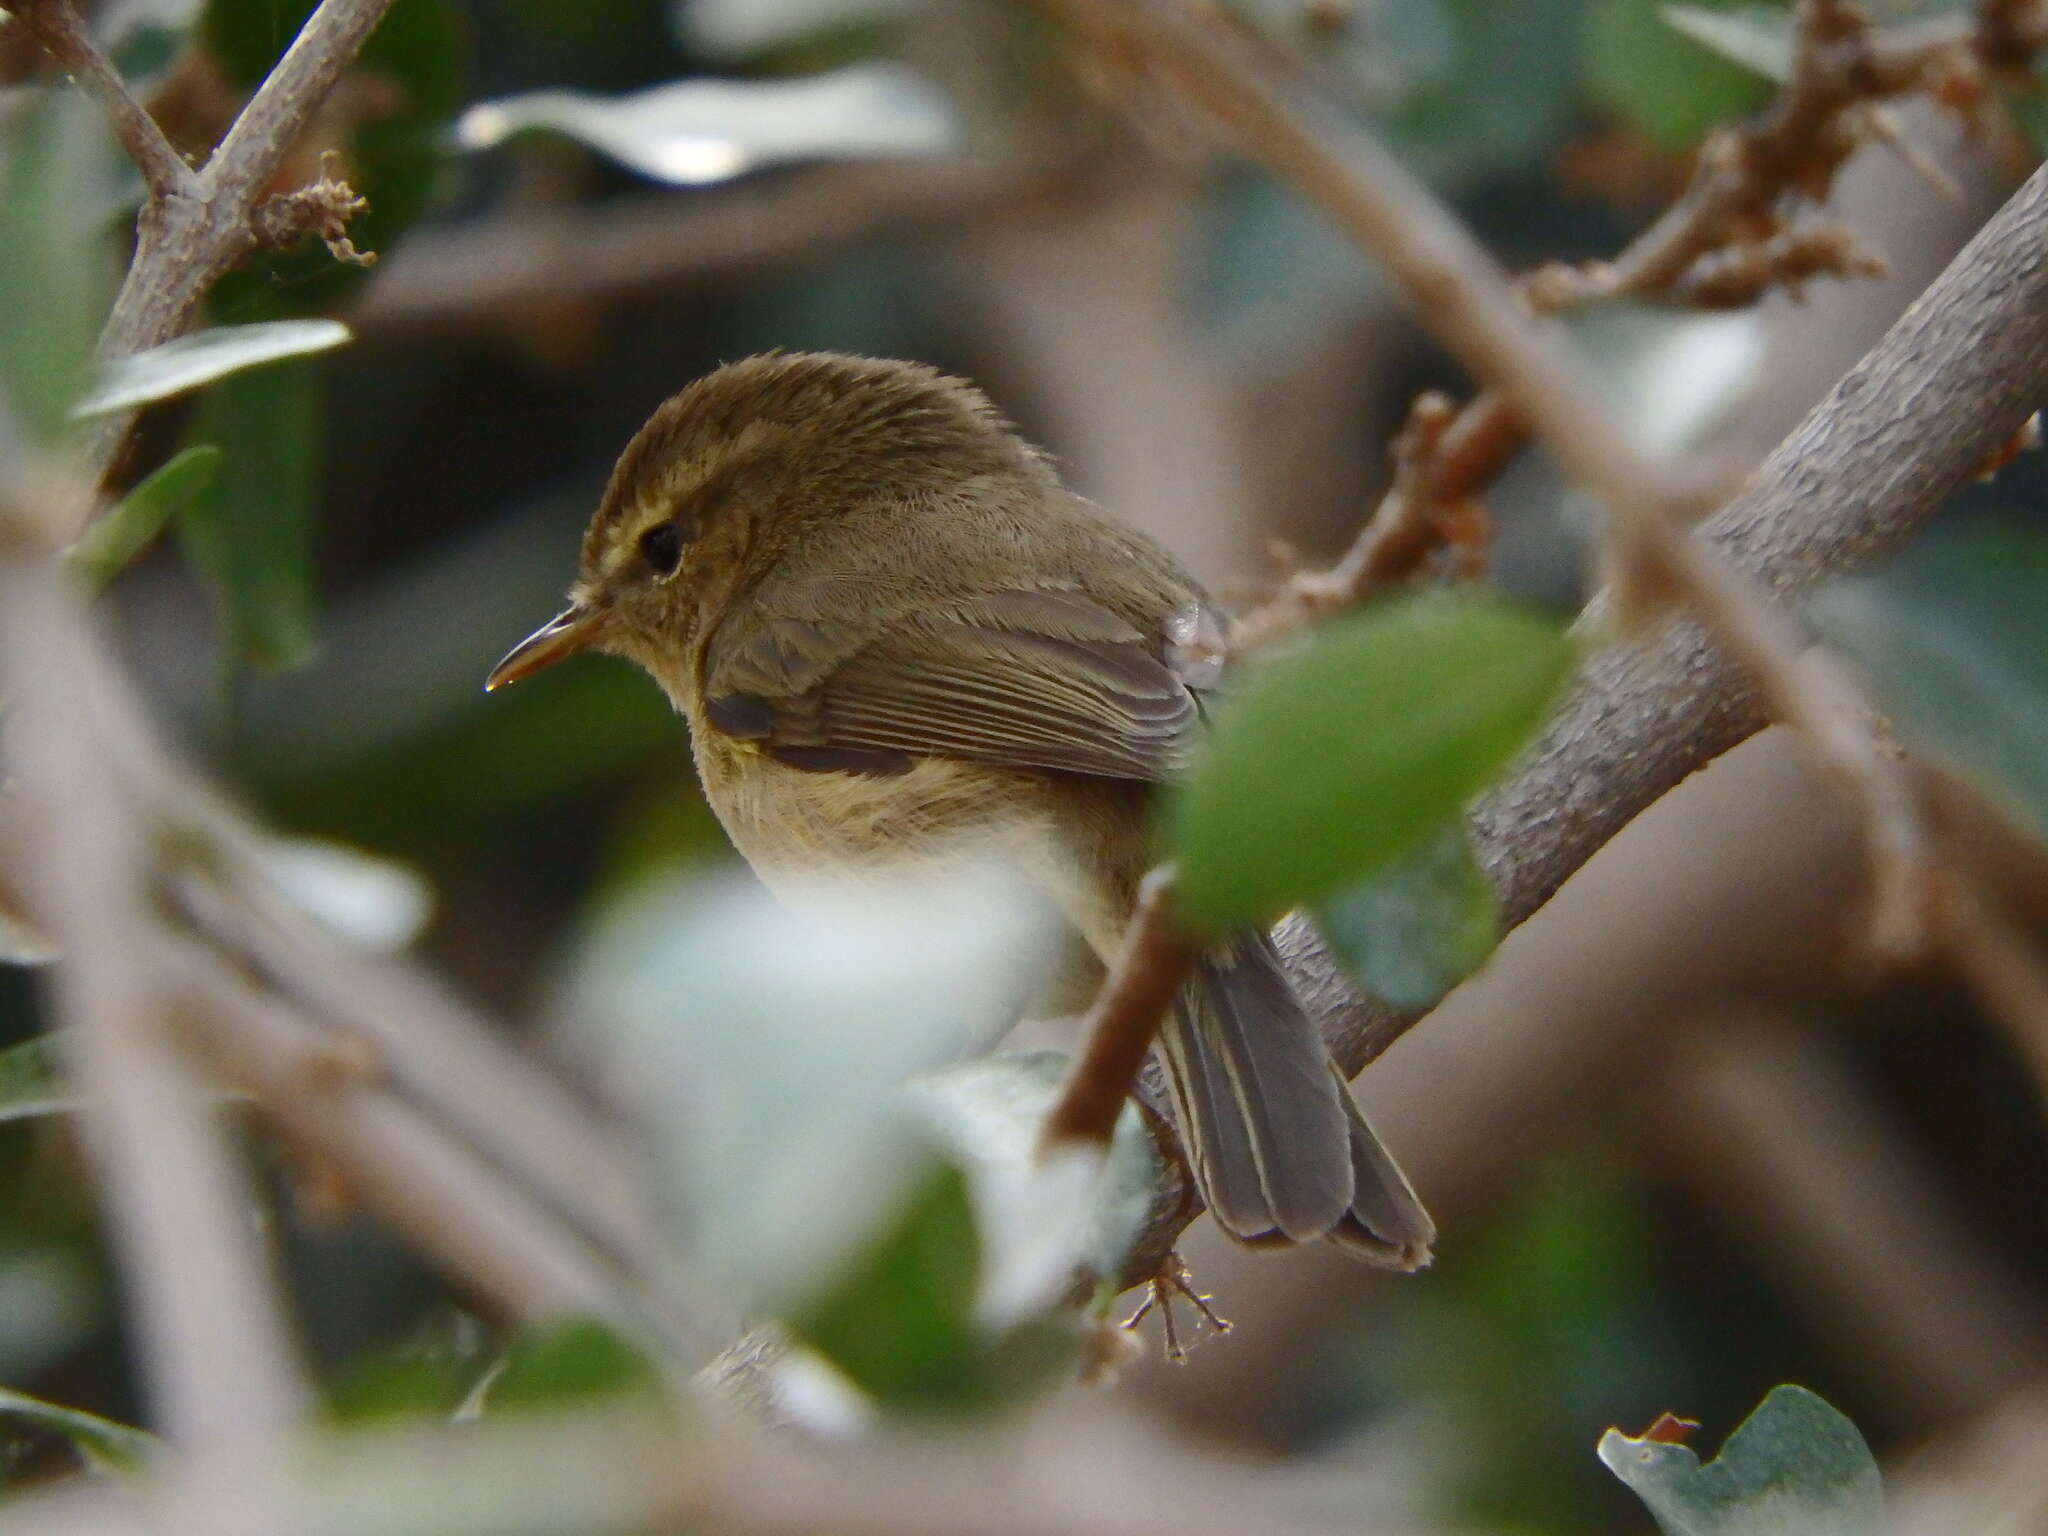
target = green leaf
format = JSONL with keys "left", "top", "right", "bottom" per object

{"left": 907, "top": 1051, "right": 1162, "bottom": 1322}
{"left": 71, "top": 322, "right": 350, "bottom": 419}
{"left": 0, "top": 1387, "right": 156, "bottom": 1476}
{"left": 788, "top": 1162, "right": 993, "bottom": 1413}
{"left": 456, "top": 63, "right": 955, "bottom": 187}
{"left": 0, "top": 93, "right": 116, "bottom": 440}
{"left": 324, "top": 1352, "right": 472, "bottom": 1426}
{"left": 482, "top": 1318, "right": 662, "bottom": 1414}
{"left": 1599, "top": 1384, "right": 1883, "bottom": 1536}
{"left": 1314, "top": 820, "right": 1498, "bottom": 1010}
{"left": 1169, "top": 594, "right": 1574, "bottom": 928}
{"left": 1582, "top": 0, "right": 1775, "bottom": 149}
{"left": 1809, "top": 518, "right": 2048, "bottom": 842}
{"left": 1661, "top": 4, "right": 1793, "bottom": 81}
{"left": 66, "top": 445, "right": 221, "bottom": 594}
{"left": 178, "top": 361, "right": 322, "bottom": 671}
{"left": 0, "top": 1037, "right": 73, "bottom": 1123}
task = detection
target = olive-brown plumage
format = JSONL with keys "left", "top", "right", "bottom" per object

{"left": 488, "top": 351, "right": 1432, "bottom": 1263}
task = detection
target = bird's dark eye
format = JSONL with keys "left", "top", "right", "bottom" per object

{"left": 638, "top": 520, "right": 686, "bottom": 576}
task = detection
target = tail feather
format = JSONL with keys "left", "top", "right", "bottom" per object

{"left": 1327, "top": 1076, "right": 1435, "bottom": 1270}
{"left": 1159, "top": 931, "right": 1432, "bottom": 1258}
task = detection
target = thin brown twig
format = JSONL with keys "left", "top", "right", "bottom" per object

{"left": 10, "top": 1, "right": 193, "bottom": 200}
{"left": 155, "top": 933, "right": 683, "bottom": 1344}
{"left": 1039, "top": 869, "right": 1197, "bottom": 1151}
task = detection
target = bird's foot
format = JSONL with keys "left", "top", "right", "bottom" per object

{"left": 1122, "top": 1251, "right": 1231, "bottom": 1363}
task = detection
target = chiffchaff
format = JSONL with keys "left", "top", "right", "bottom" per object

{"left": 488, "top": 352, "right": 1432, "bottom": 1264}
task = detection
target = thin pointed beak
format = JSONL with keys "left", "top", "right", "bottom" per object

{"left": 485, "top": 604, "right": 600, "bottom": 692}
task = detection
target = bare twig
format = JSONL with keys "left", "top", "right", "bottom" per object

{"left": 79, "top": 0, "right": 399, "bottom": 495}
{"left": 156, "top": 934, "right": 681, "bottom": 1344}
{"left": 0, "top": 556, "right": 309, "bottom": 1448}
{"left": 10, "top": 1, "right": 193, "bottom": 200}
{"left": 1040, "top": 869, "right": 1196, "bottom": 1151}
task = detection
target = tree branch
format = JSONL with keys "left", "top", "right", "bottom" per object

{"left": 79, "top": 0, "right": 397, "bottom": 497}
{"left": 11, "top": 1, "right": 193, "bottom": 200}
{"left": 1116, "top": 138, "right": 2048, "bottom": 1284}
{"left": 0, "top": 557, "right": 309, "bottom": 1448}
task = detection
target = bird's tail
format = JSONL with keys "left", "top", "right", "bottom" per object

{"left": 1155, "top": 930, "right": 1434, "bottom": 1266}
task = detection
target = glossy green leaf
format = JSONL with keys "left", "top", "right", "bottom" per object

{"left": 71, "top": 322, "right": 350, "bottom": 419}
{"left": 483, "top": 1318, "right": 662, "bottom": 1414}
{"left": 1661, "top": 4, "right": 1792, "bottom": 81}
{"left": 1599, "top": 1384, "right": 1883, "bottom": 1536}
{"left": 788, "top": 1162, "right": 993, "bottom": 1412}
{"left": 1809, "top": 518, "right": 2048, "bottom": 842}
{"left": 457, "top": 64, "right": 955, "bottom": 187}
{"left": 1169, "top": 595, "right": 1574, "bottom": 928}
{"left": 0, "top": 1387, "right": 156, "bottom": 1476}
{"left": 1314, "top": 820, "right": 1498, "bottom": 1010}
{"left": 67, "top": 445, "right": 221, "bottom": 594}
{"left": 0, "top": 94, "right": 115, "bottom": 440}
{"left": 1582, "top": 0, "right": 1774, "bottom": 149}
{"left": 178, "top": 362, "right": 321, "bottom": 671}
{"left": 0, "top": 1038, "right": 72, "bottom": 1121}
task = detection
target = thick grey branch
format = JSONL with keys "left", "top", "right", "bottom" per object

{"left": 1127, "top": 160, "right": 2048, "bottom": 1279}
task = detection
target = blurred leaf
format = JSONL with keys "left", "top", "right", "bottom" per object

{"left": 677, "top": 0, "right": 914, "bottom": 59}
{"left": 0, "top": 94, "right": 116, "bottom": 440}
{"left": 1378, "top": 0, "right": 1586, "bottom": 181}
{"left": 1314, "top": 820, "right": 1498, "bottom": 1010}
{"left": 1599, "top": 1384, "right": 1883, "bottom": 1536}
{"left": 1809, "top": 518, "right": 2048, "bottom": 842}
{"left": 564, "top": 866, "right": 1059, "bottom": 1314}
{"left": 1169, "top": 595, "right": 1574, "bottom": 928}
{"left": 788, "top": 1162, "right": 993, "bottom": 1413}
{"left": 483, "top": 1317, "right": 662, "bottom": 1414}
{"left": 254, "top": 835, "right": 434, "bottom": 953}
{"left": 907, "top": 1051, "right": 1161, "bottom": 1324}
{"left": 1574, "top": 306, "right": 1766, "bottom": 456}
{"left": 67, "top": 445, "right": 221, "bottom": 594}
{"left": 1661, "top": 4, "right": 1792, "bottom": 81}
{"left": 179, "top": 361, "right": 321, "bottom": 671}
{"left": 1583, "top": 0, "right": 1774, "bottom": 149}
{"left": 457, "top": 63, "right": 955, "bottom": 186}
{"left": 0, "top": 1037, "right": 72, "bottom": 1122}
{"left": 71, "top": 321, "right": 350, "bottom": 419}
{"left": 0, "top": 1251, "right": 99, "bottom": 1383}
{"left": 325, "top": 1352, "right": 472, "bottom": 1426}
{"left": 0, "top": 1387, "right": 155, "bottom": 1476}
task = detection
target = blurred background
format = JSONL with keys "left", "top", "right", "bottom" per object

{"left": 4, "top": 0, "right": 2048, "bottom": 1528}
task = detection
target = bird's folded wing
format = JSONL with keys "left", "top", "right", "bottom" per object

{"left": 703, "top": 588, "right": 1201, "bottom": 781}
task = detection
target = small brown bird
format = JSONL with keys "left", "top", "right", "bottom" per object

{"left": 488, "top": 352, "right": 1432, "bottom": 1265}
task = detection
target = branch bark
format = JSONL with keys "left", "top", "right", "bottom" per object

{"left": 1124, "top": 154, "right": 2048, "bottom": 1279}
